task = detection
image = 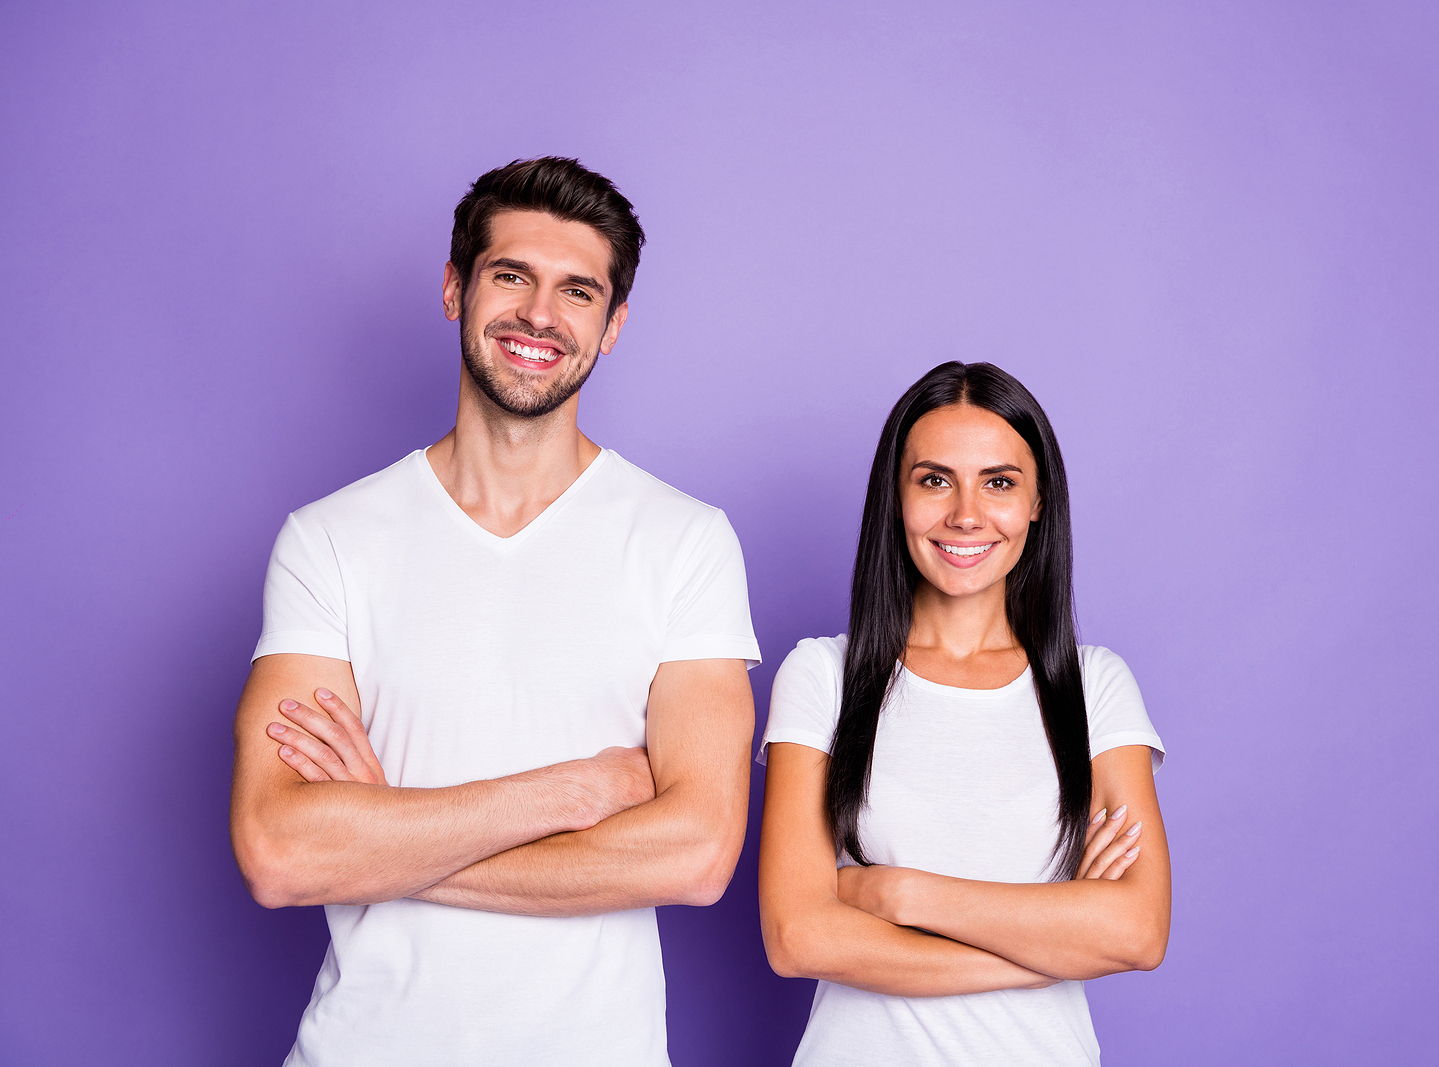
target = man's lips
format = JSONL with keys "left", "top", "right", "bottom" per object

{"left": 495, "top": 334, "right": 565, "bottom": 367}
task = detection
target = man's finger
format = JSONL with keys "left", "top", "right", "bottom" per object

{"left": 268, "top": 721, "right": 353, "bottom": 782}
{"left": 280, "top": 700, "right": 366, "bottom": 771}
{"left": 314, "top": 689, "right": 386, "bottom": 782}
{"left": 275, "top": 737, "right": 337, "bottom": 783}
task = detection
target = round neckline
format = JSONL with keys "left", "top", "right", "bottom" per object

{"left": 898, "top": 661, "right": 1034, "bottom": 699}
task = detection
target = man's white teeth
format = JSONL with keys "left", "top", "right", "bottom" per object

{"left": 503, "top": 340, "right": 557, "bottom": 362}
{"left": 938, "top": 542, "right": 995, "bottom": 557}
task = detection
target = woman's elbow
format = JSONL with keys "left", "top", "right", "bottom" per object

{"left": 1129, "top": 924, "right": 1168, "bottom": 972}
{"left": 760, "top": 912, "right": 830, "bottom": 979}
{"left": 1110, "top": 918, "right": 1169, "bottom": 974}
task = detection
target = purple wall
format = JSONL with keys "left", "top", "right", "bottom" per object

{"left": 4, "top": 2, "right": 1435, "bottom": 1063}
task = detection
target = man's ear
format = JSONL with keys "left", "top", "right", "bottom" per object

{"left": 441, "top": 262, "right": 464, "bottom": 321}
{"left": 600, "top": 302, "right": 629, "bottom": 355}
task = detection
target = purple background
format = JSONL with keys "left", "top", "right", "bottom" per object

{"left": 4, "top": 2, "right": 1436, "bottom": 1063}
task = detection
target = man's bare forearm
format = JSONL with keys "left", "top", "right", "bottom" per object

{"left": 413, "top": 783, "right": 744, "bottom": 916}
{"left": 234, "top": 761, "right": 616, "bottom": 909}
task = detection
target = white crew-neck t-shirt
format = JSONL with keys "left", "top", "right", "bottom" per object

{"left": 254, "top": 448, "right": 761, "bottom": 1067}
{"left": 760, "top": 636, "right": 1164, "bottom": 1067}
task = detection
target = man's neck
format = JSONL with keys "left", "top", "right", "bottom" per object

{"left": 427, "top": 384, "right": 602, "bottom": 539}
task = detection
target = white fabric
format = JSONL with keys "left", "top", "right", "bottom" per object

{"left": 760, "top": 636, "right": 1164, "bottom": 1067}
{"left": 255, "top": 448, "right": 760, "bottom": 1067}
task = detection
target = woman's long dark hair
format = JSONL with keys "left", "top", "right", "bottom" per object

{"left": 825, "top": 361, "right": 1091, "bottom": 879}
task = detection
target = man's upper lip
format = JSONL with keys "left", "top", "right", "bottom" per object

{"left": 931, "top": 539, "right": 998, "bottom": 547}
{"left": 496, "top": 333, "right": 562, "bottom": 354}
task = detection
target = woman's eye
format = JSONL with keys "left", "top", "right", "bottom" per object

{"left": 920, "top": 474, "right": 949, "bottom": 489}
{"left": 985, "top": 476, "right": 1016, "bottom": 490}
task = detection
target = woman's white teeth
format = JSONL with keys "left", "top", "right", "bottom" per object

{"left": 938, "top": 542, "right": 995, "bottom": 557}
{"left": 503, "top": 340, "right": 557, "bottom": 362}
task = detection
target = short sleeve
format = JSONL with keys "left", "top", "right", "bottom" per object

{"left": 659, "top": 509, "right": 761, "bottom": 668}
{"left": 758, "top": 637, "right": 846, "bottom": 763}
{"left": 1082, "top": 645, "right": 1165, "bottom": 773}
{"left": 252, "top": 511, "right": 350, "bottom": 663}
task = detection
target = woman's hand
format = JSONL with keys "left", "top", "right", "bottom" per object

{"left": 836, "top": 863, "right": 915, "bottom": 925}
{"left": 1077, "top": 804, "right": 1142, "bottom": 880}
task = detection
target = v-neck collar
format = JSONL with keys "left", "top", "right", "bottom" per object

{"left": 413, "top": 446, "right": 612, "bottom": 547}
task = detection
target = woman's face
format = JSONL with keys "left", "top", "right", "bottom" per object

{"left": 899, "top": 403, "right": 1043, "bottom": 603}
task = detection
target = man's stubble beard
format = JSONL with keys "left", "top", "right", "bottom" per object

{"left": 460, "top": 316, "right": 598, "bottom": 419}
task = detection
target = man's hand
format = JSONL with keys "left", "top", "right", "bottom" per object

{"left": 267, "top": 688, "right": 388, "bottom": 785}
{"left": 265, "top": 689, "right": 656, "bottom": 822}
{"left": 583, "top": 746, "right": 658, "bottom": 816}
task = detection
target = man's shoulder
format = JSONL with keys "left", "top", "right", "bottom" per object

{"left": 288, "top": 449, "right": 426, "bottom": 531}
{"left": 597, "top": 450, "right": 729, "bottom": 531}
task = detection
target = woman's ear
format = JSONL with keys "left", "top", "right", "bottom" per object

{"left": 1030, "top": 494, "right": 1043, "bottom": 522}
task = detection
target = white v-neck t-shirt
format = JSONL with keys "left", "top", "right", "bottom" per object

{"left": 760, "top": 636, "right": 1163, "bottom": 1066}
{"left": 254, "top": 448, "right": 761, "bottom": 1066}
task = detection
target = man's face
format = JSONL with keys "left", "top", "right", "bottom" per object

{"left": 443, "top": 209, "right": 627, "bottom": 419}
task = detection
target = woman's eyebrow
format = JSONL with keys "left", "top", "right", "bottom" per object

{"left": 911, "top": 461, "right": 1025, "bottom": 477}
{"left": 912, "top": 461, "right": 956, "bottom": 477}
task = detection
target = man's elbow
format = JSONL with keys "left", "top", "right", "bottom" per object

{"left": 232, "top": 818, "right": 318, "bottom": 909}
{"left": 668, "top": 838, "right": 741, "bottom": 907}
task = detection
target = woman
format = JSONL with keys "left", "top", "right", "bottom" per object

{"left": 758, "top": 361, "right": 1169, "bottom": 1065}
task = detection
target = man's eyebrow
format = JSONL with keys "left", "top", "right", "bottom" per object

{"left": 563, "top": 273, "right": 606, "bottom": 295}
{"left": 483, "top": 257, "right": 532, "bottom": 274}
{"left": 481, "top": 257, "right": 606, "bottom": 295}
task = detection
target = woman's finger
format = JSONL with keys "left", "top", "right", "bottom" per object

{"left": 1103, "top": 844, "right": 1142, "bottom": 881}
{"left": 1088, "top": 821, "right": 1143, "bottom": 879}
{"left": 1078, "top": 805, "right": 1129, "bottom": 877}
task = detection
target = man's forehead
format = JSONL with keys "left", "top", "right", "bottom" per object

{"left": 483, "top": 209, "right": 611, "bottom": 270}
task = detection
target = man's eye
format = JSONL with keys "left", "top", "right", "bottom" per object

{"left": 565, "top": 288, "right": 593, "bottom": 302}
{"left": 495, "top": 272, "right": 524, "bottom": 284}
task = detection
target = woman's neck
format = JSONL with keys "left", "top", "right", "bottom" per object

{"left": 907, "top": 580, "right": 1018, "bottom": 660}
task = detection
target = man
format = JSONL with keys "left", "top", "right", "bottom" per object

{"left": 230, "top": 157, "right": 760, "bottom": 1066}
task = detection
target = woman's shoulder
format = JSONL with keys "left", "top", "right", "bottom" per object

{"left": 1077, "top": 643, "right": 1146, "bottom": 705}
{"left": 785, "top": 633, "right": 848, "bottom": 666}
{"left": 1077, "top": 643, "right": 1134, "bottom": 679}
{"left": 772, "top": 634, "right": 847, "bottom": 696}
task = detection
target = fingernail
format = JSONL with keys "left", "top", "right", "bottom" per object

{"left": 280, "top": 700, "right": 297, "bottom": 711}
{"left": 1125, "top": 846, "right": 1140, "bottom": 859}
{"left": 316, "top": 688, "right": 333, "bottom": 700}
{"left": 279, "top": 746, "right": 294, "bottom": 757}
{"left": 1126, "top": 822, "right": 1142, "bottom": 837}
{"left": 1110, "top": 805, "right": 1127, "bottom": 821}
{"left": 267, "top": 723, "right": 285, "bottom": 736}
{"left": 1090, "top": 809, "right": 1107, "bottom": 825}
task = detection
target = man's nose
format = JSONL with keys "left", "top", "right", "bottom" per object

{"left": 516, "top": 286, "right": 559, "bottom": 331}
